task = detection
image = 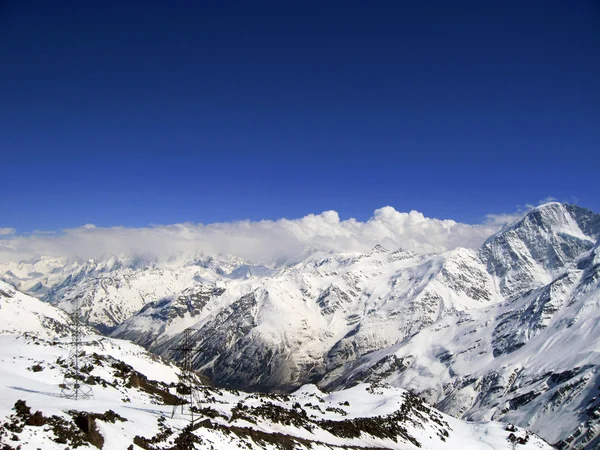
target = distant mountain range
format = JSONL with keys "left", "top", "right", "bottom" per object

{"left": 0, "top": 279, "right": 550, "bottom": 449}
{"left": 2, "top": 202, "right": 599, "bottom": 448}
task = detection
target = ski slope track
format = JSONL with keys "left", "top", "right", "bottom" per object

{"left": 2, "top": 202, "right": 600, "bottom": 447}
{"left": 0, "top": 287, "right": 550, "bottom": 449}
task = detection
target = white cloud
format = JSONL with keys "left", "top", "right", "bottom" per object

{"left": 484, "top": 212, "right": 525, "bottom": 227}
{"left": 0, "top": 228, "right": 16, "bottom": 235}
{"left": 484, "top": 204, "right": 534, "bottom": 227}
{"left": 0, "top": 207, "right": 515, "bottom": 263}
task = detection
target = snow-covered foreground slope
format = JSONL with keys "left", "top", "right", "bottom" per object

{"left": 0, "top": 334, "right": 551, "bottom": 449}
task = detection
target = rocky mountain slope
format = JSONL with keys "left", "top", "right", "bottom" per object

{"left": 0, "top": 288, "right": 549, "bottom": 449}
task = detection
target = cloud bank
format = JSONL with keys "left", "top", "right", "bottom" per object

{"left": 0, "top": 206, "right": 526, "bottom": 263}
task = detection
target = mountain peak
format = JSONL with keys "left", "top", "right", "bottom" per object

{"left": 486, "top": 202, "right": 590, "bottom": 243}
{"left": 480, "top": 202, "right": 596, "bottom": 299}
{"left": 369, "top": 244, "right": 389, "bottom": 254}
{"left": 531, "top": 200, "right": 563, "bottom": 211}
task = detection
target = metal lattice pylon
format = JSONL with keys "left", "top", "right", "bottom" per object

{"left": 60, "top": 296, "right": 93, "bottom": 400}
{"left": 171, "top": 328, "right": 202, "bottom": 422}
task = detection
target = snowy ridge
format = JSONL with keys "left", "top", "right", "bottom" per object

{"left": 0, "top": 280, "right": 72, "bottom": 339}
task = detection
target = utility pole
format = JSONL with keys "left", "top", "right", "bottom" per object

{"left": 170, "top": 328, "right": 201, "bottom": 423}
{"left": 60, "top": 296, "right": 93, "bottom": 400}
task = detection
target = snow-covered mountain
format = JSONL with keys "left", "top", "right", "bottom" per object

{"left": 321, "top": 242, "right": 600, "bottom": 447}
{"left": 0, "top": 287, "right": 549, "bottom": 449}
{"left": 0, "top": 280, "right": 72, "bottom": 339}
{"left": 2, "top": 201, "right": 600, "bottom": 447}
{"left": 0, "top": 254, "right": 249, "bottom": 333}
{"left": 479, "top": 203, "right": 598, "bottom": 300}
{"left": 113, "top": 243, "right": 505, "bottom": 391}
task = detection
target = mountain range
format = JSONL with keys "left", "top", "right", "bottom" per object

{"left": 2, "top": 201, "right": 599, "bottom": 448}
{"left": 0, "top": 278, "right": 549, "bottom": 449}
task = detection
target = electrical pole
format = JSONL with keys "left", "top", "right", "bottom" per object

{"left": 60, "top": 296, "right": 93, "bottom": 400}
{"left": 170, "top": 328, "right": 201, "bottom": 423}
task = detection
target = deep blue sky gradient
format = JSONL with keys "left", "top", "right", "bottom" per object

{"left": 1, "top": 1, "right": 599, "bottom": 232}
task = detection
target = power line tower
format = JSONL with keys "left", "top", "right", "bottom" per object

{"left": 60, "top": 297, "right": 93, "bottom": 400}
{"left": 170, "top": 328, "right": 202, "bottom": 423}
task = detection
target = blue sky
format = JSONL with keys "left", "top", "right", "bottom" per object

{"left": 1, "top": 1, "right": 599, "bottom": 233}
